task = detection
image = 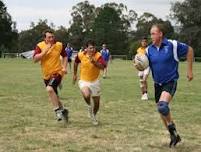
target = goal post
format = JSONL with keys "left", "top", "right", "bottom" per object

{"left": 2, "top": 53, "right": 20, "bottom": 58}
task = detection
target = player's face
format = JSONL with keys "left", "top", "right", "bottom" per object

{"left": 86, "top": 44, "right": 95, "bottom": 56}
{"left": 150, "top": 26, "right": 162, "bottom": 45}
{"left": 141, "top": 39, "right": 147, "bottom": 47}
{"left": 45, "top": 32, "right": 55, "bottom": 44}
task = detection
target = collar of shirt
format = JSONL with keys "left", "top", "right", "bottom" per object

{"left": 150, "top": 38, "right": 169, "bottom": 50}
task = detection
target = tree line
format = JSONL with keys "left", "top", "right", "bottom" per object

{"left": 0, "top": 0, "right": 200, "bottom": 57}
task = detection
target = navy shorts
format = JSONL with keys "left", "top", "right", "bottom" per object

{"left": 154, "top": 81, "right": 177, "bottom": 103}
{"left": 44, "top": 74, "right": 62, "bottom": 95}
{"left": 68, "top": 58, "right": 72, "bottom": 62}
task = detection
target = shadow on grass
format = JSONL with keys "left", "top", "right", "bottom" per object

{"left": 148, "top": 142, "right": 201, "bottom": 152}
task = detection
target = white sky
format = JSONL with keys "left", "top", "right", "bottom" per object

{"left": 3, "top": 0, "right": 182, "bottom": 31}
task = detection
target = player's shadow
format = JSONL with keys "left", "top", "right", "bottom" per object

{"left": 148, "top": 142, "right": 201, "bottom": 152}
{"left": 102, "top": 76, "right": 111, "bottom": 79}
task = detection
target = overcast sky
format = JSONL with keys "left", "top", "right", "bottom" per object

{"left": 3, "top": 0, "right": 182, "bottom": 31}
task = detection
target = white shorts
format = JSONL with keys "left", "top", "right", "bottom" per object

{"left": 138, "top": 67, "right": 150, "bottom": 78}
{"left": 78, "top": 79, "right": 101, "bottom": 97}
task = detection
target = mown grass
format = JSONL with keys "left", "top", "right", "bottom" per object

{"left": 0, "top": 58, "right": 201, "bottom": 152}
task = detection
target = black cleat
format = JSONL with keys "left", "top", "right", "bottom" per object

{"left": 55, "top": 108, "right": 69, "bottom": 123}
{"left": 168, "top": 123, "right": 181, "bottom": 148}
{"left": 55, "top": 110, "right": 63, "bottom": 121}
{"left": 169, "top": 133, "right": 181, "bottom": 147}
{"left": 62, "top": 109, "right": 69, "bottom": 123}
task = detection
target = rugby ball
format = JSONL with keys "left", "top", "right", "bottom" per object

{"left": 134, "top": 54, "right": 149, "bottom": 71}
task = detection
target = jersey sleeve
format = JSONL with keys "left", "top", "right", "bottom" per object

{"left": 74, "top": 52, "right": 81, "bottom": 63}
{"left": 33, "top": 45, "right": 41, "bottom": 57}
{"left": 97, "top": 56, "right": 106, "bottom": 67}
{"left": 177, "top": 41, "right": 189, "bottom": 58}
{"left": 60, "top": 45, "right": 67, "bottom": 57}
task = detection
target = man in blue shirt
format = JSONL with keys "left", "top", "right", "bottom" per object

{"left": 146, "top": 24, "right": 194, "bottom": 147}
{"left": 100, "top": 43, "right": 111, "bottom": 78}
{"left": 65, "top": 43, "right": 73, "bottom": 72}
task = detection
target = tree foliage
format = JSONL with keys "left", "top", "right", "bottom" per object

{"left": 69, "top": 1, "right": 137, "bottom": 54}
{"left": 0, "top": 0, "right": 18, "bottom": 53}
{"left": 18, "top": 19, "right": 54, "bottom": 51}
{"left": 171, "top": 0, "right": 201, "bottom": 56}
{"left": 68, "top": 1, "right": 96, "bottom": 49}
{"left": 135, "top": 12, "right": 174, "bottom": 40}
{"left": 93, "top": 4, "right": 128, "bottom": 54}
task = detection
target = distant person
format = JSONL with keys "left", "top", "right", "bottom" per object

{"left": 73, "top": 40, "right": 106, "bottom": 125}
{"left": 65, "top": 43, "right": 73, "bottom": 72}
{"left": 33, "top": 30, "right": 69, "bottom": 123}
{"left": 146, "top": 24, "right": 194, "bottom": 147}
{"left": 134, "top": 37, "right": 150, "bottom": 100}
{"left": 100, "top": 43, "right": 111, "bottom": 78}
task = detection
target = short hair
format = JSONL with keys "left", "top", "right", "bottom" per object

{"left": 151, "top": 23, "right": 166, "bottom": 36}
{"left": 141, "top": 37, "right": 147, "bottom": 41}
{"left": 86, "top": 40, "right": 96, "bottom": 47}
{"left": 43, "top": 29, "right": 54, "bottom": 38}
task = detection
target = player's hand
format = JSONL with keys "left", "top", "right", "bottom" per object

{"left": 73, "top": 74, "right": 77, "bottom": 85}
{"left": 88, "top": 56, "right": 95, "bottom": 63}
{"left": 46, "top": 43, "right": 53, "bottom": 54}
{"left": 42, "top": 43, "right": 52, "bottom": 55}
{"left": 62, "top": 67, "right": 67, "bottom": 75}
{"left": 187, "top": 70, "right": 193, "bottom": 81}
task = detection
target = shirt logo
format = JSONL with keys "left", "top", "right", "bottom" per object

{"left": 164, "top": 46, "right": 169, "bottom": 53}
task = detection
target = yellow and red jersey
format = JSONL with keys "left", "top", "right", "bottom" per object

{"left": 75, "top": 51, "right": 105, "bottom": 82}
{"left": 136, "top": 47, "right": 146, "bottom": 55}
{"left": 33, "top": 41, "right": 67, "bottom": 80}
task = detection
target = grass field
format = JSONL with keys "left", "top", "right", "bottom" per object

{"left": 0, "top": 58, "right": 201, "bottom": 152}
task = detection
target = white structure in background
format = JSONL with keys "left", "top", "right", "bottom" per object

{"left": 20, "top": 50, "right": 34, "bottom": 59}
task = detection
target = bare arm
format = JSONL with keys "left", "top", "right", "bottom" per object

{"left": 186, "top": 46, "right": 194, "bottom": 81}
{"left": 73, "top": 61, "right": 79, "bottom": 84}
{"left": 61, "top": 56, "right": 68, "bottom": 74}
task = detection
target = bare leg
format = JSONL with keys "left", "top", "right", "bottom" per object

{"left": 46, "top": 86, "right": 62, "bottom": 108}
{"left": 81, "top": 87, "right": 91, "bottom": 105}
{"left": 92, "top": 96, "right": 100, "bottom": 115}
{"left": 69, "top": 62, "right": 72, "bottom": 72}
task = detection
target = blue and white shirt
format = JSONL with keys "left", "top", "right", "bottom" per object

{"left": 65, "top": 47, "right": 73, "bottom": 59}
{"left": 146, "top": 38, "right": 189, "bottom": 84}
{"left": 100, "top": 49, "right": 110, "bottom": 62}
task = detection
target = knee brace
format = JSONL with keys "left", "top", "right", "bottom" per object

{"left": 157, "top": 101, "right": 169, "bottom": 116}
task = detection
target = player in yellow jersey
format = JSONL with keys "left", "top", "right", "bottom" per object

{"left": 73, "top": 40, "right": 106, "bottom": 125}
{"left": 33, "top": 30, "right": 69, "bottom": 123}
{"left": 134, "top": 37, "right": 150, "bottom": 100}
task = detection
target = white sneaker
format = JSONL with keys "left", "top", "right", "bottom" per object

{"left": 55, "top": 110, "right": 63, "bottom": 121}
{"left": 91, "top": 114, "right": 98, "bottom": 125}
{"left": 141, "top": 93, "right": 148, "bottom": 100}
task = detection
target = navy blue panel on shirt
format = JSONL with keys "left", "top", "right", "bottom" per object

{"left": 147, "top": 38, "right": 188, "bottom": 84}
{"left": 101, "top": 49, "right": 110, "bottom": 61}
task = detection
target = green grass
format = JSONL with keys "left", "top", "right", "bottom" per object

{"left": 0, "top": 58, "right": 201, "bottom": 152}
